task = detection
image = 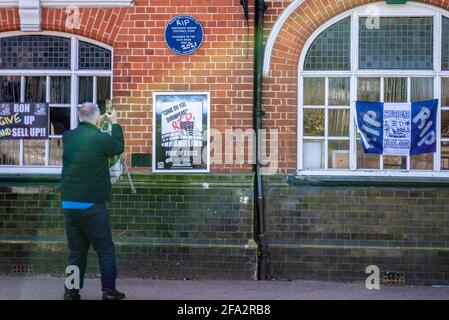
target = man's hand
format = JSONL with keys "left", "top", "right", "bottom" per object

{"left": 106, "top": 109, "right": 118, "bottom": 124}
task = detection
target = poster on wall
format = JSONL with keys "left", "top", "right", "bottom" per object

{"left": 0, "top": 103, "right": 49, "bottom": 139}
{"left": 152, "top": 92, "right": 210, "bottom": 172}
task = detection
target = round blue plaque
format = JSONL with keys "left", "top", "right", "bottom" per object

{"left": 165, "top": 15, "right": 204, "bottom": 55}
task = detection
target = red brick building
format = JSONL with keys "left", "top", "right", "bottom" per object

{"left": 1, "top": 0, "right": 449, "bottom": 284}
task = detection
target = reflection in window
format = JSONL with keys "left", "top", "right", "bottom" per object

{"left": 0, "top": 76, "right": 20, "bottom": 102}
{"left": 23, "top": 140, "right": 46, "bottom": 166}
{"left": 328, "top": 109, "right": 349, "bottom": 136}
{"left": 442, "top": 17, "right": 449, "bottom": 70}
{"left": 411, "top": 153, "right": 433, "bottom": 170}
{"left": 357, "top": 78, "right": 380, "bottom": 102}
{"left": 328, "top": 140, "right": 349, "bottom": 169}
{"left": 329, "top": 78, "right": 350, "bottom": 106}
{"left": 26, "top": 76, "right": 46, "bottom": 103}
{"left": 79, "top": 77, "right": 93, "bottom": 104}
{"left": 49, "top": 138, "right": 63, "bottom": 166}
{"left": 442, "top": 78, "right": 449, "bottom": 106}
{"left": 357, "top": 139, "right": 380, "bottom": 169}
{"left": 442, "top": 142, "right": 449, "bottom": 170}
{"left": 50, "top": 107, "right": 71, "bottom": 135}
{"left": 97, "top": 77, "right": 111, "bottom": 103}
{"left": 51, "top": 76, "right": 71, "bottom": 104}
{"left": 384, "top": 156, "right": 407, "bottom": 170}
{"left": 442, "top": 111, "right": 449, "bottom": 138}
{"left": 0, "top": 140, "right": 20, "bottom": 165}
{"left": 303, "top": 109, "right": 324, "bottom": 136}
{"left": 303, "top": 78, "right": 325, "bottom": 105}
{"left": 411, "top": 78, "right": 433, "bottom": 101}
{"left": 384, "top": 78, "right": 407, "bottom": 103}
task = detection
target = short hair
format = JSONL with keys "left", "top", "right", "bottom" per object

{"left": 78, "top": 102, "right": 100, "bottom": 123}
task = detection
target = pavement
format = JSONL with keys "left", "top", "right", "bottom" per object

{"left": 0, "top": 276, "right": 449, "bottom": 300}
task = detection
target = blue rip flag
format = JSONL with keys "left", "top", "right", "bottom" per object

{"left": 355, "top": 99, "right": 438, "bottom": 156}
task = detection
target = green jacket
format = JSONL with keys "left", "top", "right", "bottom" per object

{"left": 61, "top": 121, "right": 124, "bottom": 203}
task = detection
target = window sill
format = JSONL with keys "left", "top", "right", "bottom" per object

{"left": 0, "top": 173, "right": 60, "bottom": 184}
{"left": 290, "top": 172, "right": 449, "bottom": 188}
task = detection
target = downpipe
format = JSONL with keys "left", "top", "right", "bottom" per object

{"left": 253, "top": 0, "right": 269, "bottom": 280}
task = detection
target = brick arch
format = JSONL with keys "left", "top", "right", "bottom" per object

{"left": 0, "top": 7, "right": 128, "bottom": 46}
{"left": 41, "top": 7, "right": 129, "bottom": 46}
{"left": 263, "top": 0, "right": 449, "bottom": 175}
{"left": 0, "top": 8, "right": 20, "bottom": 32}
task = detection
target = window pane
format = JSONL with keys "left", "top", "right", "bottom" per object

{"left": 303, "top": 109, "right": 324, "bottom": 136}
{"left": 384, "top": 78, "right": 407, "bottom": 103}
{"left": 357, "top": 78, "right": 380, "bottom": 102}
{"left": 25, "top": 76, "right": 46, "bottom": 103}
{"left": 97, "top": 77, "right": 111, "bottom": 102}
{"left": 49, "top": 138, "right": 62, "bottom": 166}
{"left": 411, "top": 153, "right": 433, "bottom": 170}
{"left": 0, "top": 140, "right": 20, "bottom": 165}
{"left": 303, "top": 140, "right": 324, "bottom": 169}
{"left": 442, "top": 17, "right": 449, "bottom": 70}
{"left": 51, "top": 76, "right": 71, "bottom": 104}
{"left": 383, "top": 155, "right": 407, "bottom": 170}
{"left": 357, "top": 139, "right": 380, "bottom": 169}
{"left": 442, "top": 78, "right": 449, "bottom": 106}
{"left": 50, "top": 107, "right": 71, "bottom": 135}
{"left": 411, "top": 78, "right": 433, "bottom": 101}
{"left": 78, "top": 77, "right": 93, "bottom": 104}
{"left": 328, "top": 140, "right": 349, "bottom": 169}
{"left": 78, "top": 41, "right": 112, "bottom": 70}
{"left": 329, "top": 77, "right": 350, "bottom": 105}
{"left": 0, "top": 35, "right": 71, "bottom": 70}
{"left": 328, "top": 109, "right": 349, "bottom": 136}
{"left": 0, "top": 76, "right": 20, "bottom": 103}
{"left": 303, "top": 78, "right": 325, "bottom": 105}
{"left": 359, "top": 17, "right": 433, "bottom": 69}
{"left": 23, "top": 140, "right": 45, "bottom": 166}
{"left": 304, "top": 17, "right": 350, "bottom": 70}
{"left": 442, "top": 111, "right": 449, "bottom": 138}
{"left": 442, "top": 141, "right": 449, "bottom": 170}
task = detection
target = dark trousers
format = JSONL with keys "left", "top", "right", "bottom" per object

{"left": 63, "top": 203, "right": 117, "bottom": 290}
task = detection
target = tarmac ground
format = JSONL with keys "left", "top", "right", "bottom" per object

{"left": 0, "top": 276, "right": 448, "bottom": 300}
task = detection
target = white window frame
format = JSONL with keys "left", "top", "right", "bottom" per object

{"left": 297, "top": 2, "right": 449, "bottom": 177}
{"left": 0, "top": 31, "right": 113, "bottom": 174}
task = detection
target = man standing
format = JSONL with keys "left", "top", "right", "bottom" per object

{"left": 61, "top": 102, "right": 125, "bottom": 300}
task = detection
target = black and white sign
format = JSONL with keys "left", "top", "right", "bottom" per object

{"left": 0, "top": 103, "right": 49, "bottom": 139}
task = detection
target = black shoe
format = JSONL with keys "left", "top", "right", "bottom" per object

{"left": 102, "top": 288, "right": 126, "bottom": 300}
{"left": 64, "top": 287, "right": 81, "bottom": 300}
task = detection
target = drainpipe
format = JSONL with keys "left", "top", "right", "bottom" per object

{"left": 254, "top": 0, "right": 269, "bottom": 280}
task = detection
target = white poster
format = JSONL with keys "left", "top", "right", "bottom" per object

{"left": 153, "top": 92, "right": 210, "bottom": 172}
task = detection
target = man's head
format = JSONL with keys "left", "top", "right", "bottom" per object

{"left": 78, "top": 102, "right": 100, "bottom": 127}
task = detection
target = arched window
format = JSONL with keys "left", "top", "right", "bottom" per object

{"left": 298, "top": 3, "right": 449, "bottom": 176}
{"left": 0, "top": 33, "right": 112, "bottom": 174}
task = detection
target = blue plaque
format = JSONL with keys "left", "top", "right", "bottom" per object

{"left": 165, "top": 15, "right": 204, "bottom": 55}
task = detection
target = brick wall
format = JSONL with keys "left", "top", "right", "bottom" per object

{"left": 264, "top": 175, "right": 449, "bottom": 285}
{"left": 0, "top": 174, "right": 257, "bottom": 279}
{"left": 0, "top": 0, "right": 256, "bottom": 174}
